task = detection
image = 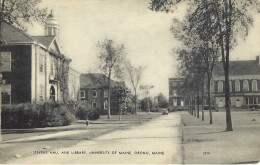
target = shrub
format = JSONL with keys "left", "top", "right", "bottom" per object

{"left": 75, "top": 101, "right": 93, "bottom": 120}
{"left": 88, "top": 110, "right": 100, "bottom": 120}
{"left": 2, "top": 103, "right": 39, "bottom": 129}
{"left": 65, "top": 100, "right": 79, "bottom": 115}
{"left": 39, "top": 102, "right": 75, "bottom": 127}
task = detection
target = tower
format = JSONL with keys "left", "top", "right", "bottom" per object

{"left": 45, "top": 10, "right": 59, "bottom": 39}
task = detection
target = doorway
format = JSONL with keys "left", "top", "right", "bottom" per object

{"left": 50, "top": 85, "right": 55, "bottom": 102}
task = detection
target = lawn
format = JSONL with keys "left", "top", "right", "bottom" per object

{"left": 181, "top": 110, "right": 260, "bottom": 164}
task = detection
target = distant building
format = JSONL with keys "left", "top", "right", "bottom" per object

{"left": 80, "top": 73, "right": 127, "bottom": 114}
{"left": 213, "top": 56, "right": 260, "bottom": 108}
{"left": 168, "top": 56, "right": 260, "bottom": 109}
{"left": 0, "top": 12, "right": 80, "bottom": 104}
{"left": 168, "top": 78, "right": 189, "bottom": 110}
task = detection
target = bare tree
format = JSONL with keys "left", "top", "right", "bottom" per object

{"left": 124, "top": 61, "right": 145, "bottom": 115}
{"left": 97, "top": 39, "right": 126, "bottom": 119}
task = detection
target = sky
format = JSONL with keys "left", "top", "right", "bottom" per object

{"left": 27, "top": 0, "right": 260, "bottom": 98}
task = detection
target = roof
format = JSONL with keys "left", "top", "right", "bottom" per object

{"left": 2, "top": 22, "right": 34, "bottom": 43}
{"left": 31, "top": 36, "right": 56, "bottom": 47}
{"left": 80, "top": 73, "right": 125, "bottom": 89}
{"left": 214, "top": 60, "right": 260, "bottom": 76}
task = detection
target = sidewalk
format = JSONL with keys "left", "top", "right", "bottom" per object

{"left": 1, "top": 112, "right": 160, "bottom": 143}
{"left": 5, "top": 113, "right": 182, "bottom": 164}
{"left": 180, "top": 111, "right": 260, "bottom": 164}
{"left": 0, "top": 112, "right": 161, "bottom": 163}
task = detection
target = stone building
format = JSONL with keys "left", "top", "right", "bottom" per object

{"left": 0, "top": 12, "right": 80, "bottom": 104}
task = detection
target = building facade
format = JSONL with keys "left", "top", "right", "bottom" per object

{"left": 213, "top": 56, "right": 260, "bottom": 108}
{"left": 80, "top": 73, "right": 127, "bottom": 115}
{"left": 168, "top": 78, "right": 189, "bottom": 110}
{"left": 168, "top": 56, "right": 260, "bottom": 109}
{"left": 0, "top": 12, "right": 80, "bottom": 104}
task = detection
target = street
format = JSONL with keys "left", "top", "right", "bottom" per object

{"left": 5, "top": 113, "right": 182, "bottom": 164}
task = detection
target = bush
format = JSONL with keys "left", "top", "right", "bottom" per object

{"left": 39, "top": 102, "right": 75, "bottom": 127}
{"left": 76, "top": 106, "right": 89, "bottom": 120}
{"left": 88, "top": 110, "right": 100, "bottom": 120}
{"left": 2, "top": 103, "right": 39, "bottom": 129}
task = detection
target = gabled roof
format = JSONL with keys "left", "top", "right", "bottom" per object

{"left": 2, "top": 22, "right": 35, "bottom": 43}
{"left": 80, "top": 73, "right": 125, "bottom": 89}
{"left": 31, "top": 36, "right": 56, "bottom": 48}
{"left": 214, "top": 59, "right": 260, "bottom": 76}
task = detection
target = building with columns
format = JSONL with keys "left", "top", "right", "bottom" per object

{"left": 213, "top": 56, "right": 260, "bottom": 108}
{"left": 0, "top": 12, "right": 80, "bottom": 104}
{"left": 168, "top": 56, "right": 260, "bottom": 110}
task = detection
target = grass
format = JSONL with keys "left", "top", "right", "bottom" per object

{"left": 181, "top": 110, "right": 260, "bottom": 164}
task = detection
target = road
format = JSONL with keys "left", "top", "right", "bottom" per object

{"left": 6, "top": 113, "right": 182, "bottom": 164}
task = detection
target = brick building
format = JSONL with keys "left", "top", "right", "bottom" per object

{"left": 168, "top": 56, "right": 260, "bottom": 109}
{"left": 168, "top": 78, "right": 189, "bottom": 110}
{"left": 213, "top": 56, "right": 260, "bottom": 108}
{"left": 80, "top": 73, "right": 127, "bottom": 114}
{"left": 0, "top": 12, "right": 80, "bottom": 104}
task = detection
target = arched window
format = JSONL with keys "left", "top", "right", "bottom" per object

{"left": 229, "top": 81, "right": 232, "bottom": 92}
{"left": 243, "top": 80, "right": 249, "bottom": 92}
{"left": 252, "top": 80, "right": 258, "bottom": 91}
{"left": 218, "top": 81, "right": 223, "bottom": 92}
{"left": 235, "top": 80, "right": 240, "bottom": 92}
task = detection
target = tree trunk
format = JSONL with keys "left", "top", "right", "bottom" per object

{"left": 224, "top": 0, "right": 233, "bottom": 131}
{"left": 202, "top": 80, "right": 205, "bottom": 121}
{"left": 107, "top": 70, "right": 111, "bottom": 119}
{"left": 191, "top": 96, "right": 193, "bottom": 115}
{"left": 134, "top": 90, "right": 137, "bottom": 115}
{"left": 207, "top": 76, "right": 213, "bottom": 124}
{"left": 197, "top": 92, "right": 200, "bottom": 118}
{"left": 193, "top": 95, "right": 196, "bottom": 117}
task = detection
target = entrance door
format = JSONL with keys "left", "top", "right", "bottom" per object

{"left": 181, "top": 101, "right": 184, "bottom": 106}
{"left": 236, "top": 99, "right": 241, "bottom": 108}
{"left": 219, "top": 99, "right": 224, "bottom": 108}
{"left": 50, "top": 86, "right": 55, "bottom": 102}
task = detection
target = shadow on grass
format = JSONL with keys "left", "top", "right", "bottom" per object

{"left": 1, "top": 126, "right": 113, "bottom": 135}
{"left": 198, "top": 131, "right": 226, "bottom": 135}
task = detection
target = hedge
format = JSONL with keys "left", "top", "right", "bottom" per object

{"left": 1, "top": 100, "right": 101, "bottom": 129}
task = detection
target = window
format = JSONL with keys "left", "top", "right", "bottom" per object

{"left": 39, "top": 55, "right": 44, "bottom": 72}
{"left": 253, "top": 97, "right": 258, "bottom": 104}
{"left": 92, "top": 101, "right": 97, "bottom": 108}
{"left": 243, "top": 80, "right": 249, "bottom": 92}
{"left": 50, "top": 58, "right": 54, "bottom": 75}
{"left": 104, "top": 100, "right": 108, "bottom": 109}
{"left": 229, "top": 81, "right": 232, "bottom": 92}
{"left": 0, "top": 52, "right": 11, "bottom": 72}
{"left": 40, "top": 85, "right": 44, "bottom": 102}
{"left": 218, "top": 81, "right": 223, "bottom": 92}
{"left": 48, "top": 27, "right": 52, "bottom": 35}
{"left": 54, "top": 28, "right": 57, "bottom": 35}
{"left": 80, "top": 91, "right": 85, "bottom": 98}
{"left": 172, "top": 82, "right": 177, "bottom": 87}
{"left": 172, "top": 90, "right": 177, "bottom": 96}
{"left": 235, "top": 80, "right": 240, "bottom": 92}
{"left": 92, "top": 90, "right": 97, "bottom": 97}
{"left": 104, "top": 90, "right": 108, "bottom": 97}
{"left": 245, "top": 97, "right": 249, "bottom": 105}
{"left": 252, "top": 80, "right": 258, "bottom": 91}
